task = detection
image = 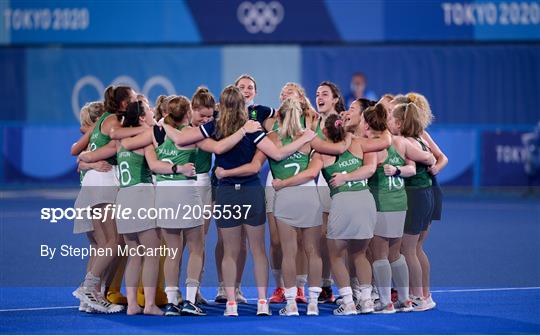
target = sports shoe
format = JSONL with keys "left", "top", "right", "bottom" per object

{"left": 73, "top": 286, "right": 123, "bottom": 314}
{"left": 269, "top": 287, "right": 285, "bottom": 303}
{"left": 318, "top": 286, "right": 335, "bottom": 304}
{"left": 195, "top": 290, "right": 208, "bottom": 306}
{"left": 374, "top": 301, "right": 396, "bottom": 314}
{"left": 181, "top": 301, "right": 206, "bottom": 316}
{"left": 106, "top": 290, "right": 127, "bottom": 305}
{"left": 333, "top": 302, "right": 357, "bottom": 316}
{"left": 78, "top": 302, "right": 88, "bottom": 312}
{"left": 425, "top": 294, "right": 436, "bottom": 310}
{"left": 335, "top": 295, "right": 358, "bottom": 306}
{"left": 224, "top": 301, "right": 238, "bottom": 317}
{"left": 411, "top": 296, "right": 429, "bottom": 312}
{"left": 295, "top": 287, "right": 307, "bottom": 304}
{"left": 371, "top": 286, "right": 380, "bottom": 301}
{"left": 215, "top": 285, "right": 227, "bottom": 304}
{"left": 356, "top": 299, "right": 374, "bottom": 314}
{"left": 279, "top": 302, "right": 299, "bottom": 316}
{"left": 256, "top": 299, "right": 271, "bottom": 316}
{"left": 306, "top": 301, "right": 319, "bottom": 316}
{"left": 390, "top": 288, "right": 398, "bottom": 303}
{"left": 164, "top": 303, "right": 182, "bottom": 316}
{"left": 235, "top": 288, "right": 248, "bottom": 304}
{"left": 394, "top": 299, "right": 413, "bottom": 313}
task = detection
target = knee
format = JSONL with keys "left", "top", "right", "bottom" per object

{"left": 303, "top": 243, "right": 320, "bottom": 259}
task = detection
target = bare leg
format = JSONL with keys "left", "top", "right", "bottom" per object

{"left": 123, "top": 233, "right": 143, "bottom": 315}
{"left": 401, "top": 233, "right": 423, "bottom": 297}
{"left": 215, "top": 229, "right": 224, "bottom": 283}
{"left": 244, "top": 224, "right": 269, "bottom": 300}
{"left": 302, "top": 226, "right": 322, "bottom": 288}
{"left": 138, "top": 229, "right": 162, "bottom": 315}
{"left": 236, "top": 227, "right": 247, "bottom": 287}
{"left": 161, "top": 229, "right": 183, "bottom": 288}
{"left": 350, "top": 239, "right": 373, "bottom": 301}
{"left": 268, "top": 213, "right": 283, "bottom": 287}
{"left": 220, "top": 226, "right": 243, "bottom": 302}
{"left": 276, "top": 220, "right": 297, "bottom": 288}
{"left": 418, "top": 227, "right": 431, "bottom": 298}
{"left": 184, "top": 226, "right": 204, "bottom": 303}
{"left": 326, "top": 239, "right": 350, "bottom": 288}
{"left": 320, "top": 213, "right": 332, "bottom": 286}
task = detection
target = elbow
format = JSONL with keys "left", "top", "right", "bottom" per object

{"left": 109, "top": 128, "right": 119, "bottom": 140}
{"left": 368, "top": 166, "right": 377, "bottom": 176}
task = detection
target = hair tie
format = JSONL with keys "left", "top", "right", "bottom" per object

{"left": 408, "top": 93, "right": 417, "bottom": 103}
{"left": 334, "top": 119, "right": 343, "bottom": 128}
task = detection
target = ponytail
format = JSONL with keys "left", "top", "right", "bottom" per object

{"left": 164, "top": 96, "right": 191, "bottom": 128}
{"left": 123, "top": 101, "right": 145, "bottom": 127}
{"left": 393, "top": 103, "right": 423, "bottom": 138}
{"left": 191, "top": 86, "right": 216, "bottom": 110}
{"left": 103, "top": 85, "right": 132, "bottom": 121}
{"left": 363, "top": 103, "right": 387, "bottom": 132}
{"left": 277, "top": 97, "right": 303, "bottom": 139}
{"left": 324, "top": 114, "right": 346, "bottom": 143}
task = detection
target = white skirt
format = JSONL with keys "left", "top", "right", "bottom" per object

{"left": 196, "top": 173, "right": 212, "bottom": 206}
{"left": 374, "top": 211, "right": 406, "bottom": 239}
{"left": 265, "top": 172, "right": 275, "bottom": 213}
{"left": 317, "top": 174, "right": 331, "bottom": 213}
{"left": 73, "top": 168, "right": 119, "bottom": 234}
{"left": 274, "top": 180, "right": 322, "bottom": 228}
{"left": 327, "top": 190, "right": 376, "bottom": 240}
{"left": 155, "top": 180, "right": 203, "bottom": 229}
{"left": 115, "top": 183, "right": 156, "bottom": 234}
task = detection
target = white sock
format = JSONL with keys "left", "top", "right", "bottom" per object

{"left": 296, "top": 274, "right": 307, "bottom": 290}
{"left": 308, "top": 286, "right": 322, "bottom": 304}
{"left": 322, "top": 278, "right": 333, "bottom": 288}
{"left": 284, "top": 287, "right": 296, "bottom": 305}
{"left": 186, "top": 279, "right": 199, "bottom": 304}
{"left": 100, "top": 283, "right": 106, "bottom": 296}
{"left": 338, "top": 287, "right": 353, "bottom": 305}
{"left": 165, "top": 286, "right": 180, "bottom": 305}
{"left": 373, "top": 259, "right": 392, "bottom": 305}
{"left": 350, "top": 277, "right": 361, "bottom": 300}
{"left": 359, "top": 284, "right": 372, "bottom": 302}
{"left": 272, "top": 269, "right": 284, "bottom": 288}
{"left": 391, "top": 254, "right": 410, "bottom": 302}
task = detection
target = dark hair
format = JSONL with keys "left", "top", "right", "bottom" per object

{"left": 363, "top": 103, "right": 387, "bottom": 132}
{"left": 356, "top": 98, "right": 376, "bottom": 112}
{"left": 104, "top": 85, "right": 132, "bottom": 121}
{"left": 191, "top": 87, "right": 216, "bottom": 110}
{"left": 318, "top": 81, "right": 346, "bottom": 113}
{"left": 122, "top": 101, "right": 145, "bottom": 127}
{"left": 234, "top": 74, "right": 257, "bottom": 92}
{"left": 324, "top": 114, "right": 346, "bottom": 143}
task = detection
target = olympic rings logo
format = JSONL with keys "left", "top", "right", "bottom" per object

{"left": 71, "top": 75, "right": 176, "bottom": 121}
{"left": 237, "top": 1, "right": 284, "bottom": 34}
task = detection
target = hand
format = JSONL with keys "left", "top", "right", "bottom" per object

{"left": 78, "top": 151, "right": 92, "bottom": 163}
{"left": 243, "top": 120, "right": 262, "bottom": 133}
{"left": 214, "top": 167, "right": 226, "bottom": 179}
{"left": 427, "top": 153, "right": 436, "bottom": 166}
{"left": 301, "top": 129, "right": 316, "bottom": 143}
{"left": 272, "top": 179, "right": 284, "bottom": 191}
{"left": 93, "top": 160, "right": 113, "bottom": 172}
{"left": 383, "top": 164, "right": 397, "bottom": 176}
{"left": 330, "top": 172, "right": 347, "bottom": 188}
{"left": 427, "top": 165, "right": 440, "bottom": 176}
{"left": 179, "top": 163, "right": 196, "bottom": 177}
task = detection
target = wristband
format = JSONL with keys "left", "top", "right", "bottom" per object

{"left": 171, "top": 164, "right": 178, "bottom": 174}
{"left": 394, "top": 166, "right": 401, "bottom": 177}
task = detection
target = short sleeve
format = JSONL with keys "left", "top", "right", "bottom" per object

{"left": 246, "top": 130, "right": 266, "bottom": 145}
{"left": 200, "top": 120, "right": 215, "bottom": 139}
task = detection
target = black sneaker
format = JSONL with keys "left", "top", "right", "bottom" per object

{"left": 164, "top": 303, "right": 182, "bottom": 316}
{"left": 181, "top": 301, "right": 206, "bottom": 316}
{"left": 318, "top": 286, "right": 335, "bottom": 304}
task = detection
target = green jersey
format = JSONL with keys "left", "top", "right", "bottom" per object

{"left": 155, "top": 127, "right": 197, "bottom": 181}
{"left": 269, "top": 136, "right": 310, "bottom": 180}
{"left": 117, "top": 147, "right": 152, "bottom": 188}
{"left": 368, "top": 145, "right": 407, "bottom": 211}
{"left": 405, "top": 138, "right": 432, "bottom": 189}
{"left": 195, "top": 149, "right": 212, "bottom": 174}
{"left": 89, "top": 112, "right": 117, "bottom": 165}
{"left": 321, "top": 150, "right": 368, "bottom": 197}
{"left": 315, "top": 118, "right": 326, "bottom": 140}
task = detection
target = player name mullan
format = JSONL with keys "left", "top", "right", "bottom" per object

{"left": 40, "top": 244, "right": 179, "bottom": 260}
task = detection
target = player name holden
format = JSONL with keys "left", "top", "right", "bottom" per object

{"left": 40, "top": 244, "right": 179, "bottom": 260}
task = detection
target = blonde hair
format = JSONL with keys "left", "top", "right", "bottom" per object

{"left": 392, "top": 92, "right": 433, "bottom": 129}
{"left": 283, "top": 82, "right": 316, "bottom": 118}
{"left": 80, "top": 101, "right": 105, "bottom": 128}
{"left": 277, "top": 97, "right": 304, "bottom": 139}
{"left": 216, "top": 85, "right": 246, "bottom": 139}
{"left": 164, "top": 96, "right": 191, "bottom": 127}
{"left": 392, "top": 103, "right": 424, "bottom": 138}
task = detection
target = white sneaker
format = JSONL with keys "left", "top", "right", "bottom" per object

{"left": 78, "top": 302, "right": 88, "bottom": 312}
{"left": 235, "top": 288, "right": 248, "bottom": 304}
{"left": 333, "top": 302, "right": 357, "bottom": 316}
{"left": 307, "top": 301, "right": 319, "bottom": 316}
{"left": 256, "top": 299, "right": 271, "bottom": 316}
{"left": 371, "top": 286, "right": 380, "bottom": 301}
{"left": 425, "top": 294, "right": 436, "bottom": 310}
{"left": 411, "top": 296, "right": 429, "bottom": 312}
{"left": 279, "top": 302, "right": 299, "bottom": 316}
{"left": 373, "top": 301, "right": 396, "bottom": 314}
{"left": 215, "top": 285, "right": 227, "bottom": 304}
{"left": 356, "top": 299, "right": 374, "bottom": 314}
{"left": 224, "top": 302, "right": 238, "bottom": 316}
{"left": 73, "top": 287, "right": 124, "bottom": 314}
{"left": 394, "top": 299, "right": 414, "bottom": 313}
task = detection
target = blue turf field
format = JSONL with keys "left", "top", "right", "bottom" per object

{"left": 1, "top": 191, "right": 539, "bottom": 334}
